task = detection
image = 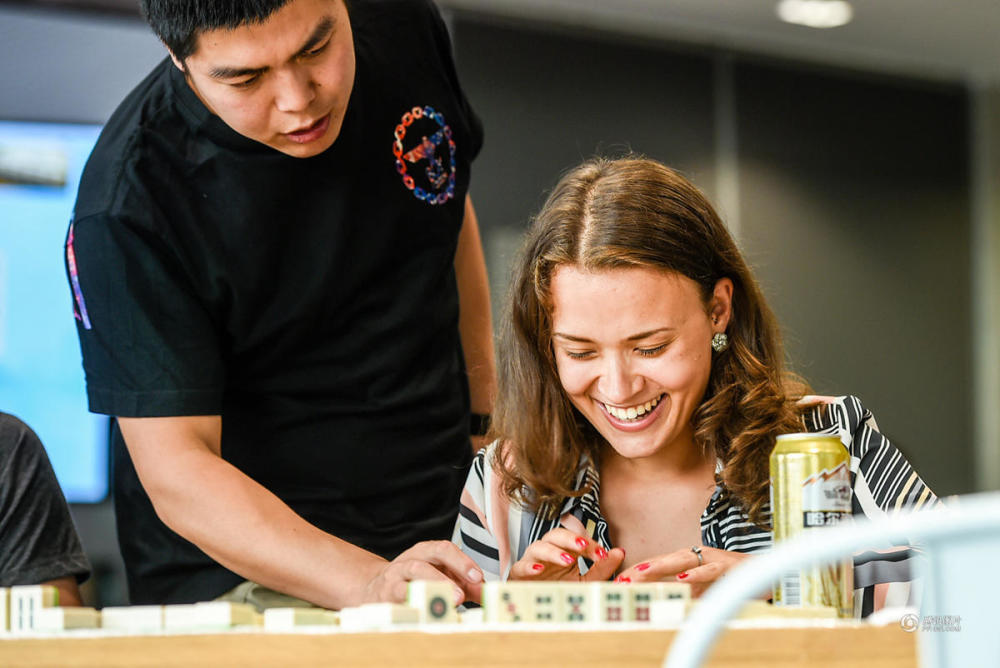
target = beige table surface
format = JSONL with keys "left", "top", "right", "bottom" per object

{"left": 0, "top": 624, "right": 918, "bottom": 667}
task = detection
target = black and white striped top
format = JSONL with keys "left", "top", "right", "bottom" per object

{"left": 452, "top": 395, "right": 938, "bottom": 617}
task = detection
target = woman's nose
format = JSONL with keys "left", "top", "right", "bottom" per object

{"left": 597, "top": 355, "right": 641, "bottom": 404}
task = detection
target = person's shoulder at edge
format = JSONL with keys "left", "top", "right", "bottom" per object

{"left": 796, "top": 394, "right": 875, "bottom": 437}
{"left": 794, "top": 394, "right": 926, "bottom": 478}
{"left": 0, "top": 411, "right": 32, "bottom": 458}
{"left": 0, "top": 411, "right": 91, "bottom": 583}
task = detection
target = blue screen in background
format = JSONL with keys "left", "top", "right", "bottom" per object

{"left": 0, "top": 120, "right": 108, "bottom": 503}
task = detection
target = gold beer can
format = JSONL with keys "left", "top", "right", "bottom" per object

{"left": 769, "top": 433, "right": 854, "bottom": 617}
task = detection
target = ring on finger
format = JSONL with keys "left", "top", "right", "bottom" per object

{"left": 691, "top": 545, "right": 704, "bottom": 566}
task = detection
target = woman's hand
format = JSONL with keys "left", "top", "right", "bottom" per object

{"left": 510, "top": 528, "right": 625, "bottom": 581}
{"left": 614, "top": 546, "right": 748, "bottom": 597}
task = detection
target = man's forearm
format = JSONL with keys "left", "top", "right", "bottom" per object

{"left": 121, "top": 417, "right": 386, "bottom": 610}
{"left": 155, "top": 449, "right": 385, "bottom": 609}
{"left": 455, "top": 195, "right": 497, "bottom": 419}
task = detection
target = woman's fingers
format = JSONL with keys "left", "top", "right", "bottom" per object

{"left": 615, "top": 546, "right": 746, "bottom": 592}
{"left": 511, "top": 529, "right": 618, "bottom": 580}
{"left": 513, "top": 539, "right": 578, "bottom": 577}
{"left": 511, "top": 530, "right": 588, "bottom": 579}
{"left": 675, "top": 561, "right": 727, "bottom": 584}
{"left": 538, "top": 528, "right": 615, "bottom": 566}
{"left": 582, "top": 546, "right": 625, "bottom": 581}
{"left": 674, "top": 563, "right": 725, "bottom": 598}
{"left": 615, "top": 553, "right": 690, "bottom": 583}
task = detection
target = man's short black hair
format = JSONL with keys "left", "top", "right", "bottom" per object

{"left": 140, "top": 0, "right": 294, "bottom": 63}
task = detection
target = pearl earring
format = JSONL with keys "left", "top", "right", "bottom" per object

{"left": 711, "top": 332, "right": 729, "bottom": 353}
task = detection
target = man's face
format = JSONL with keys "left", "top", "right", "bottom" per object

{"left": 174, "top": 0, "right": 355, "bottom": 158}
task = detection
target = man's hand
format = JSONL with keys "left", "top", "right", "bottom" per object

{"left": 43, "top": 576, "right": 83, "bottom": 607}
{"left": 361, "top": 540, "right": 484, "bottom": 605}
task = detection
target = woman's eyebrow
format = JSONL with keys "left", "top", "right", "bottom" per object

{"left": 552, "top": 327, "right": 674, "bottom": 343}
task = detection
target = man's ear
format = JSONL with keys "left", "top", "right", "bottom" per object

{"left": 167, "top": 48, "right": 186, "bottom": 73}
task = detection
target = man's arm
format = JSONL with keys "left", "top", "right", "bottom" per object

{"left": 454, "top": 195, "right": 497, "bottom": 450}
{"left": 118, "top": 416, "right": 483, "bottom": 608}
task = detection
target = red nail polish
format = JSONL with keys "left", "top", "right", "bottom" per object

{"left": 617, "top": 576, "right": 631, "bottom": 583}
{"left": 677, "top": 572, "right": 689, "bottom": 579}
{"left": 531, "top": 563, "right": 544, "bottom": 572}
{"left": 636, "top": 562, "right": 650, "bottom": 571}
{"left": 560, "top": 552, "right": 575, "bottom": 565}
{"left": 575, "top": 537, "right": 588, "bottom": 549}
{"left": 595, "top": 547, "right": 608, "bottom": 559}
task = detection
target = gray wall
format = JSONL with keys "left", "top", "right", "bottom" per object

{"left": 971, "top": 84, "right": 1000, "bottom": 492}
{"left": 735, "top": 63, "right": 972, "bottom": 491}
{"left": 0, "top": 5, "right": 163, "bottom": 123}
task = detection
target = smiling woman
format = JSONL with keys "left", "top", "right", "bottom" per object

{"left": 550, "top": 267, "right": 727, "bottom": 458}
{"left": 494, "top": 157, "right": 802, "bottom": 529}
{"left": 452, "top": 156, "right": 939, "bottom": 617}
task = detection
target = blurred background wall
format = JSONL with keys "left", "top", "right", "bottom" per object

{"left": 0, "top": 0, "right": 997, "bottom": 607}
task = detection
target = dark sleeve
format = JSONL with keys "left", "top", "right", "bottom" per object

{"left": 423, "top": 0, "right": 484, "bottom": 160}
{"left": 0, "top": 414, "right": 91, "bottom": 586}
{"left": 65, "top": 212, "right": 225, "bottom": 417}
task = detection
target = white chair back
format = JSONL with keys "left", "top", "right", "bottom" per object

{"left": 662, "top": 492, "right": 1000, "bottom": 668}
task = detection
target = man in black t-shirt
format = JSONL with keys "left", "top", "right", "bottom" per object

{"left": 67, "top": 0, "right": 495, "bottom": 608}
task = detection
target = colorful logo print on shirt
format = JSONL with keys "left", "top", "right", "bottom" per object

{"left": 393, "top": 105, "right": 456, "bottom": 206}
{"left": 66, "top": 218, "right": 92, "bottom": 330}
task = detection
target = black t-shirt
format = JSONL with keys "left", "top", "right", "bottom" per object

{"left": 68, "top": 0, "right": 482, "bottom": 604}
{"left": 0, "top": 413, "right": 91, "bottom": 588}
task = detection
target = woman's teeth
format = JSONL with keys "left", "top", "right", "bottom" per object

{"left": 604, "top": 395, "right": 661, "bottom": 421}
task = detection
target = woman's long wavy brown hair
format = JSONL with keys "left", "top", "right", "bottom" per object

{"left": 492, "top": 156, "right": 808, "bottom": 527}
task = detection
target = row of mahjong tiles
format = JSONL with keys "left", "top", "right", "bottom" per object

{"left": 0, "top": 580, "right": 839, "bottom": 634}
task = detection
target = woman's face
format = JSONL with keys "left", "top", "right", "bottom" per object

{"left": 549, "top": 265, "right": 732, "bottom": 462}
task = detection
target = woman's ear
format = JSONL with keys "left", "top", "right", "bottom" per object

{"left": 709, "top": 278, "right": 734, "bottom": 331}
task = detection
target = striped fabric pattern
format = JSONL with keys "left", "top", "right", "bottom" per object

{"left": 452, "top": 395, "right": 937, "bottom": 617}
